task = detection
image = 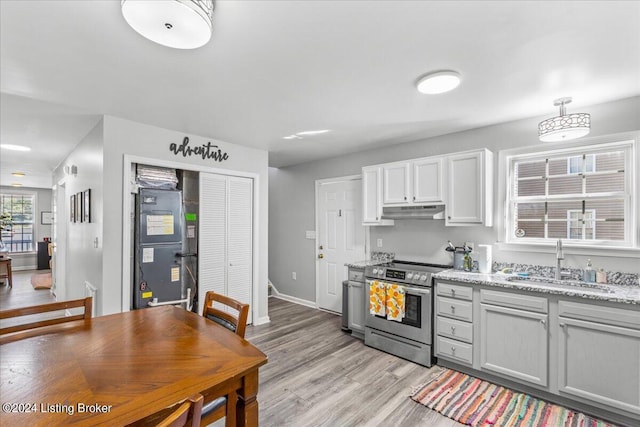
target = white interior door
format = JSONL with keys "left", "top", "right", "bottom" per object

{"left": 227, "top": 176, "right": 253, "bottom": 323}
{"left": 52, "top": 182, "right": 67, "bottom": 301}
{"left": 317, "top": 178, "right": 365, "bottom": 313}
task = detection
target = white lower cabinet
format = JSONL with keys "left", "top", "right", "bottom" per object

{"left": 480, "top": 303, "right": 548, "bottom": 387}
{"left": 348, "top": 280, "right": 365, "bottom": 335}
{"left": 557, "top": 302, "right": 640, "bottom": 416}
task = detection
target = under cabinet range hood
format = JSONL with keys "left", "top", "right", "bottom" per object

{"left": 381, "top": 205, "right": 445, "bottom": 220}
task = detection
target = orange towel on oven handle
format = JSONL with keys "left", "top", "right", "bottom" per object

{"left": 369, "top": 280, "right": 386, "bottom": 316}
{"left": 386, "top": 283, "right": 405, "bottom": 322}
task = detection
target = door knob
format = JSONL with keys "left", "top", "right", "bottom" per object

{"left": 318, "top": 254, "right": 324, "bottom": 259}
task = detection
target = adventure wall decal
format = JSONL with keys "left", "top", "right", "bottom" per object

{"left": 169, "top": 137, "right": 230, "bottom": 162}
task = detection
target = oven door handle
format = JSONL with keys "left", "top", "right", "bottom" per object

{"left": 403, "top": 286, "right": 431, "bottom": 295}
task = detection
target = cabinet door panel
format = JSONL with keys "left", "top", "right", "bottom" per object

{"left": 413, "top": 157, "right": 444, "bottom": 203}
{"left": 348, "top": 281, "right": 365, "bottom": 332}
{"left": 383, "top": 163, "right": 410, "bottom": 204}
{"left": 558, "top": 317, "right": 640, "bottom": 415}
{"left": 447, "top": 152, "right": 482, "bottom": 223}
{"left": 362, "top": 167, "right": 380, "bottom": 223}
{"left": 480, "top": 303, "right": 548, "bottom": 387}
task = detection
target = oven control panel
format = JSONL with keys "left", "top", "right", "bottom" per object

{"left": 369, "top": 267, "right": 429, "bottom": 283}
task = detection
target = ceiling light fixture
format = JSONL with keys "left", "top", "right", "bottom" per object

{"left": 295, "top": 130, "right": 330, "bottom": 136}
{"left": 283, "top": 135, "right": 302, "bottom": 140}
{"left": 0, "top": 144, "right": 31, "bottom": 152}
{"left": 416, "top": 70, "right": 461, "bottom": 94}
{"left": 11, "top": 172, "right": 25, "bottom": 177}
{"left": 538, "top": 97, "right": 590, "bottom": 142}
{"left": 121, "top": 0, "right": 215, "bottom": 49}
{"left": 11, "top": 183, "right": 22, "bottom": 187}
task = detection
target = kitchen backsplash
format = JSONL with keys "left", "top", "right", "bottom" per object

{"left": 492, "top": 262, "right": 639, "bottom": 287}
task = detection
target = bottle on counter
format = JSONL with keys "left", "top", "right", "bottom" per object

{"left": 596, "top": 268, "right": 607, "bottom": 284}
{"left": 463, "top": 252, "right": 473, "bottom": 271}
{"left": 583, "top": 259, "right": 595, "bottom": 283}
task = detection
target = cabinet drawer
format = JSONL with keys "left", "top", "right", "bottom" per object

{"left": 436, "top": 316, "right": 473, "bottom": 343}
{"left": 436, "top": 335, "right": 473, "bottom": 364}
{"left": 436, "top": 296, "right": 473, "bottom": 322}
{"left": 348, "top": 269, "right": 365, "bottom": 282}
{"left": 480, "top": 289, "right": 548, "bottom": 313}
{"left": 436, "top": 282, "right": 473, "bottom": 300}
{"left": 558, "top": 300, "right": 640, "bottom": 330}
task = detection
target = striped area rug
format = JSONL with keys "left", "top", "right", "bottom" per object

{"left": 411, "top": 368, "right": 617, "bottom": 427}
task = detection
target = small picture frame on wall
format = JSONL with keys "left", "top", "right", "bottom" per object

{"left": 70, "top": 194, "right": 75, "bottom": 222}
{"left": 77, "top": 192, "right": 83, "bottom": 223}
{"left": 83, "top": 189, "right": 91, "bottom": 223}
{"left": 41, "top": 211, "right": 53, "bottom": 225}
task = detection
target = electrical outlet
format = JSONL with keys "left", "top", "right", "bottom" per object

{"left": 465, "top": 242, "right": 474, "bottom": 251}
{"left": 292, "top": 272, "right": 297, "bottom": 280}
{"left": 377, "top": 238, "right": 383, "bottom": 248}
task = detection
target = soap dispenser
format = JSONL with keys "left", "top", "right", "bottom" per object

{"left": 583, "top": 259, "right": 595, "bottom": 283}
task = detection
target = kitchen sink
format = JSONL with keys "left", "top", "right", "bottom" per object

{"left": 504, "top": 276, "right": 615, "bottom": 293}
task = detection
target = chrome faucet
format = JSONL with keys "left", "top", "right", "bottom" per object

{"left": 555, "top": 239, "right": 569, "bottom": 280}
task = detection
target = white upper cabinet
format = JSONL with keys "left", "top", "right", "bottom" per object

{"left": 446, "top": 149, "right": 493, "bottom": 227}
{"left": 383, "top": 162, "right": 411, "bottom": 204}
{"left": 413, "top": 156, "right": 445, "bottom": 203}
{"left": 383, "top": 157, "right": 445, "bottom": 206}
{"left": 362, "top": 166, "right": 394, "bottom": 226}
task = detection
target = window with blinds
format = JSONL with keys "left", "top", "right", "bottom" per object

{"left": 1, "top": 193, "right": 35, "bottom": 253}
{"left": 506, "top": 140, "right": 634, "bottom": 247}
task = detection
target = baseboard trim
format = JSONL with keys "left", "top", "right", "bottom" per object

{"left": 254, "top": 316, "right": 271, "bottom": 326}
{"left": 12, "top": 265, "right": 38, "bottom": 271}
{"left": 272, "top": 293, "right": 317, "bottom": 309}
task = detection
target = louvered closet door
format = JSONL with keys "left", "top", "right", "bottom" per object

{"left": 198, "top": 173, "right": 227, "bottom": 314}
{"left": 227, "top": 177, "right": 253, "bottom": 323}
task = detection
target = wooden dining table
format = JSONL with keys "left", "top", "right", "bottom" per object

{"left": 0, "top": 305, "right": 267, "bottom": 426}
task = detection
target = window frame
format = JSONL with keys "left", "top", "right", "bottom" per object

{"left": 503, "top": 137, "right": 636, "bottom": 250}
{"left": 0, "top": 189, "right": 38, "bottom": 254}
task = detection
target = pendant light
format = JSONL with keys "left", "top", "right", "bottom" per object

{"left": 121, "top": 0, "right": 215, "bottom": 49}
{"left": 538, "top": 97, "right": 590, "bottom": 142}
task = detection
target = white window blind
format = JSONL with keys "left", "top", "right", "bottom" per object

{"left": 506, "top": 140, "right": 634, "bottom": 247}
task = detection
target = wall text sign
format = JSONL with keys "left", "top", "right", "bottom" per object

{"left": 169, "top": 137, "right": 229, "bottom": 162}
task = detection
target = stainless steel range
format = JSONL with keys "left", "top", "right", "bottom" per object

{"left": 364, "top": 261, "right": 451, "bottom": 367}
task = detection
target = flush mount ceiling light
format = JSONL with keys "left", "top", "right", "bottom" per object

{"left": 538, "top": 97, "right": 591, "bottom": 142}
{"left": 283, "top": 130, "right": 330, "bottom": 140}
{"left": 416, "top": 70, "right": 461, "bottom": 94}
{"left": 121, "top": 0, "right": 215, "bottom": 49}
{"left": 0, "top": 144, "right": 31, "bottom": 152}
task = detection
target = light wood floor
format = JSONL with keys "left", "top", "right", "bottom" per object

{"left": 246, "top": 297, "right": 463, "bottom": 427}
{"left": 1, "top": 278, "right": 462, "bottom": 426}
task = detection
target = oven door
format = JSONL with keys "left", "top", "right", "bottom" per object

{"left": 365, "top": 279, "right": 432, "bottom": 345}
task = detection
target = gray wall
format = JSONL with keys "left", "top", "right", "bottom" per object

{"left": 0, "top": 185, "right": 52, "bottom": 270}
{"left": 53, "top": 120, "right": 104, "bottom": 301}
{"left": 269, "top": 96, "right": 640, "bottom": 302}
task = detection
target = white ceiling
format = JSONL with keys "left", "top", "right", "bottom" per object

{"left": 1, "top": 0, "right": 639, "bottom": 189}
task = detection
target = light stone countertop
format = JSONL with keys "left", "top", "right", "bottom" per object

{"left": 345, "top": 259, "right": 388, "bottom": 269}
{"left": 434, "top": 269, "right": 640, "bottom": 305}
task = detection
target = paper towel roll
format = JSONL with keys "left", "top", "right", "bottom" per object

{"left": 477, "top": 244, "right": 493, "bottom": 273}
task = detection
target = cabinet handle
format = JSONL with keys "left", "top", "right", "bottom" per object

{"left": 451, "top": 346, "right": 456, "bottom": 354}
{"left": 451, "top": 289, "right": 456, "bottom": 296}
{"left": 451, "top": 326, "right": 456, "bottom": 334}
{"left": 376, "top": 217, "right": 379, "bottom": 221}
{"left": 413, "top": 196, "right": 416, "bottom": 201}
{"left": 540, "top": 319, "right": 546, "bottom": 327}
{"left": 559, "top": 323, "right": 566, "bottom": 328}
{"left": 404, "top": 196, "right": 407, "bottom": 200}
{"left": 450, "top": 305, "right": 456, "bottom": 313}
{"left": 448, "top": 216, "right": 452, "bottom": 220}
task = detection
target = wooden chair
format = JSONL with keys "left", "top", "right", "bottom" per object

{"left": 0, "top": 297, "right": 92, "bottom": 336}
{"left": 200, "top": 291, "right": 250, "bottom": 427}
{"left": 157, "top": 394, "right": 203, "bottom": 427}
{"left": 0, "top": 258, "right": 12, "bottom": 288}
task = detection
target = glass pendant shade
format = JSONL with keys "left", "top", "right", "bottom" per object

{"left": 538, "top": 97, "right": 590, "bottom": 142}
{"left": 121, "top": 0, "right": 214, "bottom": 49}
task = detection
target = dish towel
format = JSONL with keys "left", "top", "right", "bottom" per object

{"left": 386, "top": 283, "right": 405, "bottom": 322}
{"left": 369, "top": 280, "right": 386, "bottom": 316}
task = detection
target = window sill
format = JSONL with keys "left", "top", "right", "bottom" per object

{"left": 496, "top": 242, "right": 640, "bottom": 258}
{"left": 1, "top": 251, "right": 36, "bottom": 258}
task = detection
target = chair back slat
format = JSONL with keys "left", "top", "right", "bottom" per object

{"left": 0, "top": 297, "right": 92, "bottom": 335}
{"left": 201, "top": 291, "right": 249, "bottom": 338}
